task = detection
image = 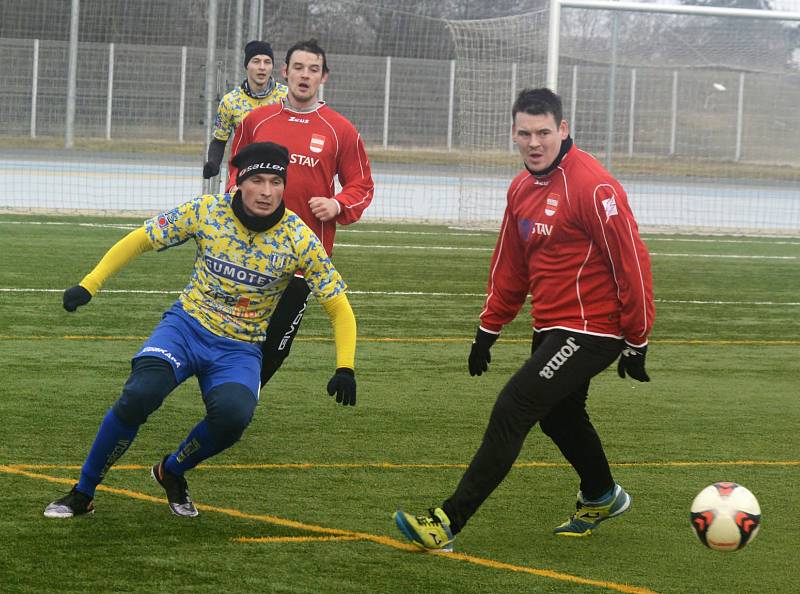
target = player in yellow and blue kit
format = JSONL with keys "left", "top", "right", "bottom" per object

{"left": 44, "top": 142, "right": 356, "bottom": 519}
{"left": 202, "top": 40, "right": 289, "bottom": 180}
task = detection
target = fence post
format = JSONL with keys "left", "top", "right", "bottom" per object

{"left": 735, "top": 72, "right": 745, "bottom": 161}
{"left": 179, "top": 46, "right": 187, "bottom": 143}
{"left": 670, "top": 70, "right": 678, "bottom": 156}
{"left": 248, "top": 0, "right": 258, "bottom": 40}
{"left": 65, "top": 0, "right": 79, "bottom": 148}
{"left": 204, "top": 0, "right": 218, "bottom": 194}
{"left": 232, "top": 0, "right": 244, "bottom": 90}
{"left": 628, "top": 67, "right": 636, "bottom": 156}
{"left": 105, "top": 43, "right": 114, "bottom": 140}
{"left": 510, "top": 62, "right": 517, "bottom": 153}
{"left": 447, "top": 59, "right": 455, "bottom": 152}
{"left": 570, "top": 65, "right": 577, "bottom": 138}
{"left": 383, "top": 56, "right": 391, "bottom": 149}
{"left": 31, "top": 39, "right": 39, "bottom": 139}
{"left": 605, "top": 11, "right": 618, "bottom": 170}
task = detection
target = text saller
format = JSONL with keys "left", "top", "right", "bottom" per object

{"left": 240, "top": 162, "right": 286, "bottom": 175}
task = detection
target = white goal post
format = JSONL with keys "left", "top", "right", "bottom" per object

{"left": 446, "top": 0, "right": 800, "bottom": 233}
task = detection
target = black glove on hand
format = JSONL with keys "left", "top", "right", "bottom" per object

{"left": 327, "top": 368, "right": 356, "bottom": 406}
{"left": 63, "top": 285, "right": 92, "bottom": 312}
{"left": 468, "top": 327, "right": 498, "bottom": 376}
{"left": 617, "top": 344, "right": 650, "bottom": 382}
{"left": 202, "top": 160, "right": 220, "bottom": 179}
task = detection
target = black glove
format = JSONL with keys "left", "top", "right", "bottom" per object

{"left": 202, "top": 160, "right": 220, "bottom": 179}
{"left": 617, "top": 343, "right": 650, "bottom": 382}
{"left": 63, "top": 285, "right": 92, "bottom": 312}
{"left": 468, "top": 327, "right": 498, "bottom": 376}
{"left": 326, "top": 368, "right": 356, "bottom": 406}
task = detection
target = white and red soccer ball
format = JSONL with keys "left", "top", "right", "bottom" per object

{"left": 690, "top": 482, "right": 761, "bottom": 551}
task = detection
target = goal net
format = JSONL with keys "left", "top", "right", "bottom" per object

{"left": 445, "top": 2, "right": 800, "bottom": 233}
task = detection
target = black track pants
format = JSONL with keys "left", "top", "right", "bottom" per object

{"left": 443, "top": 329, "right": 623, "bottom": 534}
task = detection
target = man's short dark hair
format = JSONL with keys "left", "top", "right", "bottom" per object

{"left": 285, "top": 38, "right": 329, "bottom": 74}
{"left": 512, "top": 88, "right": 563, "bottom": 124}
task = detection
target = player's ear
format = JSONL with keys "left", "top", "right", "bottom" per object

{"left": 320, "top": 71, "right": 329, "bottom": 85}
{"left": 281, "top": 63, "right": 288, "bottom": 80}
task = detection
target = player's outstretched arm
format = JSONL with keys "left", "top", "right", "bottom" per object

{"left": 321, "top": 293, "right": 357, "bottom": 406}
{"left": 63, "top": 227, "right": 153, "bottom": 312}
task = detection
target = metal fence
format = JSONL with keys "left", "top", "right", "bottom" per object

{"left": 1, "top": 0, "right": 799, "bottom": 231}
{"left": 4, "top": 36, "right": 799, "bottom": 164}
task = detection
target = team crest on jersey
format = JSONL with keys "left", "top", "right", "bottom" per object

{"left": 156, "top": 208, "right": 180, "bottom": 228}
{"left": 545, "top": 194, "right": 559, "bottom": 217}
{"left": 309, "top": 133, "right": 325, "bottom": 153}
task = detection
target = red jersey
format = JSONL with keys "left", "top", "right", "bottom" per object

{"left": 480, "top": 144, "right": 654, "bottom": 346}
{"left": 230, "top": 100, "right": 374, "bottom": 254}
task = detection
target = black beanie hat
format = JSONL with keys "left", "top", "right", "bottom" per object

{"left": 232, "top": 142, "right": 289, "bottom": 185}
{"left": 244, "top": 40, "right": 274, "bottom": 68}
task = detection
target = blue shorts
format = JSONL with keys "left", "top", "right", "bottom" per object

{"left": 133, "top": 302, "right": 262, "bottom": 399}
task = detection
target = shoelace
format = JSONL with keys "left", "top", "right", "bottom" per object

{"left": 415, "top": 508, "right": 442, "bottom": 526}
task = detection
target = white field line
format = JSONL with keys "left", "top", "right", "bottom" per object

{"left": 1, "top": 287, "right": 799, "bottom": 306}
{"left": 336, "top": 244, "right": 798, "bottom": 259}
{"left": 2, "top": 219, "right": 799, "bottom": 246}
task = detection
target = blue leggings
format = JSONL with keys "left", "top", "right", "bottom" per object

{"left": 77, "top": 357, "right": 256, "bottom": 497}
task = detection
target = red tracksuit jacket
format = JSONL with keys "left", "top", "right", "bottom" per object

{"left": 480, "top": 144, "right": 654, "bottom": 346}
{"left": 230, "top": 100, "right": 374, "bottom": 254}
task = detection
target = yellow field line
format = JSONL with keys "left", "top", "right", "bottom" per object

{"left": 7, "top": 460, "right": 799, "bottom": 472}
{"left": 1, "top": 463, "right": 658, "bottom": 594}
{"left": 1, "top": 334, "right": 799, "bottom": 346}
{"left": 233, "top": 535, "right": 364, "bottom": 543}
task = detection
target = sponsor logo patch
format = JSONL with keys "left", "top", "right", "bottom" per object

{"left": 539, "top": 337, "right": 581, "bottom": 379}
{"left": 205, "top": 255, "right": 280, "bottom": 288}
{"left": 156, "top": 208, "right": 179, "bottom": 228}
{"left": 140, "top": 346, "right": 182, "bottom": 368}
{"left": 290, "top": 153, "right": 320, "bottom": 167}
{"left": 602, "top": 196, "right": 618, "bottom": 221}
{"left": 239, "top": 161, "right": 286, "bottom": 177}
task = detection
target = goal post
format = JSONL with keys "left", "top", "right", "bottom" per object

{"left": 447, "top": 0, "right": 800, "bottom": 233}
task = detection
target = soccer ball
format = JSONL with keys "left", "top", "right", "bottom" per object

{"left": 690, "top": 482, "right": 761, "bottom": 551}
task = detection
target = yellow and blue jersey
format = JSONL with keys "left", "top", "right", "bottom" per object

{"left": 144, "top": 193, "right": 346, "bottom": 343}
{"left": 212, "top": 82, "right": 289, "bottom": 142}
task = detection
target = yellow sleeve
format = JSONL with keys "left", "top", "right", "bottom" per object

{"left": 79, "top": 227, "right": 154, "bottom": 295}
{"left": 320, "top": 293, "right": 356, "bottom": 370}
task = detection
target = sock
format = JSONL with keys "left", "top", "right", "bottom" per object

{"left": 583, "top": 484, "right": 616, "bottom": 505}
{"left": 76, "top": 409, "right": 139, "bottom": 498}
{"left": 164, "top": 419, "right": 223, "bottom": 476}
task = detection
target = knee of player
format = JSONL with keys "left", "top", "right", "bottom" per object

{"left": 205, "top": 382, "right": 257, "bottom": 438}
{"left": 113, "top": 356, "right": 176, "bottom": 426}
